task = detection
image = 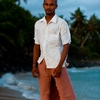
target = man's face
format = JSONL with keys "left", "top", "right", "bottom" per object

{"left": 43, "top": 0, "right": 58, "bottom": 15}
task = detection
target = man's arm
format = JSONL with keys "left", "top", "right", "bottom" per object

{"left": 53, "top": 44, "right": 69, "bottom": 77}
{"left": 32, "top": 44, "right": 40, "bottom": 78}
{"left": 33, "top": 44, "right": 40, "bottom": 66}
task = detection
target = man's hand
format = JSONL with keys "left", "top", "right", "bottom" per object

{"left": 32, "top": 66, "right": 39, "bottom": 78}
{"left": 53, "top": 65, "right": 62, "bottom": 77}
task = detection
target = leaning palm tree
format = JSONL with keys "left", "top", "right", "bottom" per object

{"left": 80, "top": 14, "right": 98, "bottom": 47}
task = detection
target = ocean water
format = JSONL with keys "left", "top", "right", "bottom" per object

{"left": 0, "top": 67, "right": 100, "bottom": 100}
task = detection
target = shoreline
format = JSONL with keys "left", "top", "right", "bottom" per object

{"left": 68, "top": 60, "right": 100, "bottom": 68}
{"left": 0, "top": 86, "right": 34, "bottom": 100}
{"left": 0, "top": 59, "right": 100, "bottom": 75}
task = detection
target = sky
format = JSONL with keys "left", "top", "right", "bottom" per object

{"left": 20, "top": 0, "right": 100, "bottom": 20}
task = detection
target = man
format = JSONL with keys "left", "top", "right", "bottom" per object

{"left": 32, "top": 0, "right": 76, "bottom": 100}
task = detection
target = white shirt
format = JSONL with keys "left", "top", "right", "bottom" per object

{"left": 34, "top": 14, "right": 71, "bottom": 68}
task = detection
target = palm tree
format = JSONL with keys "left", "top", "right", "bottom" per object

{"left": 0, "top": 1, "right": 16, "bottom": 51}
{"left": 70, "top": 7, "right": 86, "bottom": 45}
{"left": 80, "top": 14, "right": 98, "bottom": 47}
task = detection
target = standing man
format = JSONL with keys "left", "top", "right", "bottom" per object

{"left": 32, "top": 0, "right": 76, "bottom": 100}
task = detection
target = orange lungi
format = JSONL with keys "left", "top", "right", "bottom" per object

{"left": 38, "top": 60, "right": 76, "bottom": 100}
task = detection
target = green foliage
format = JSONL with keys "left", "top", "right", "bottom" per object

{"left": 78, "top": 47, "right": 91, "bottom": 58}
{"left": 69, "top": 7, "right": 100, "bottom": 60}
{"left": 0, "top": 0, "right": 100, "bottom": 61}
{"left": 91, "top": 52, "right": 100, "bottom": 59}
{"left": 15, "top": 0, "right": 27, "bottom": 5}
{"left": 0, "top": 0, "right": 36, "bottom": 59}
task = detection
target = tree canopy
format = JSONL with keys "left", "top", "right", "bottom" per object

{"left": 0, "top": 0, "right": 100, "bottom": 65}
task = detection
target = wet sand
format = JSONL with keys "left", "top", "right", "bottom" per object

{"left": 0, "top": 87, "right": 35, "bottom": 100}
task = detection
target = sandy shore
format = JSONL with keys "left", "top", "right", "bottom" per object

{"left": 0, "top": 87, "right": 35, "bottom": 100}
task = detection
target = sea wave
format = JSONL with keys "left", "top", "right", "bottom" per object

{"left": 0, "top": 67, "right": 100, "bottom": 100}
{"left": 0, "top": 73, "right": 40, "bottom": 100}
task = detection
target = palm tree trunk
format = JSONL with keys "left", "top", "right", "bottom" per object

{"left": 80, "top": 32, "right": 90, "bottom": 47}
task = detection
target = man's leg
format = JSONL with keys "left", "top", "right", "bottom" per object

{"left": 50, "top": 77, "right": 60, "bottom": 100}
{"left": 38, "top": 60, "right": 51, "bottom": 100}
{"left": 54, "top": 67, "right": 76, "bottom": 100}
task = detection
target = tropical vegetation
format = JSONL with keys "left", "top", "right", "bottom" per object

{"left": 0, "top": 0, "right": 100, "bottom": 71}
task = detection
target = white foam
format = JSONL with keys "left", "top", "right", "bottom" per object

{"left": 22, "top": 92, "right": 40, "bottom": 100}
{"left": 0, "top": 72, "right": 40, "bottom": 100}
{"left": 0, "top": 73, "right": 17, "bottom": 86}
{"left": 67, "top": 67, "right": 86, "bottom": 73}
{"left": 17, "top": 81, "right": 34, "bottom": 90}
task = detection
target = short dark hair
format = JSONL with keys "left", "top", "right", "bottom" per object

{"left": 43, "top": 0, "right": 58, "bottom": 5}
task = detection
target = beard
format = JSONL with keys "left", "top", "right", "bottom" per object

{"left": 46, "top": 11, "right": 55, "bottom": 15}
{"left": 45, "top": 9, "right": 55, "bottom": 15}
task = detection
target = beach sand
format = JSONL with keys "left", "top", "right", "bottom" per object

{"left": 0, "top": 87, "right": 34, "bottom": 100}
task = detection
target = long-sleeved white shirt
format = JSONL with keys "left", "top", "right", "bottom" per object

{"left": 34, "top": 14, "right": 71, "bottom": 68}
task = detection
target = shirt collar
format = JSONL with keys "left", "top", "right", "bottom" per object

{"left": 40, "top": 14, "right": 58, "bottom": 24}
